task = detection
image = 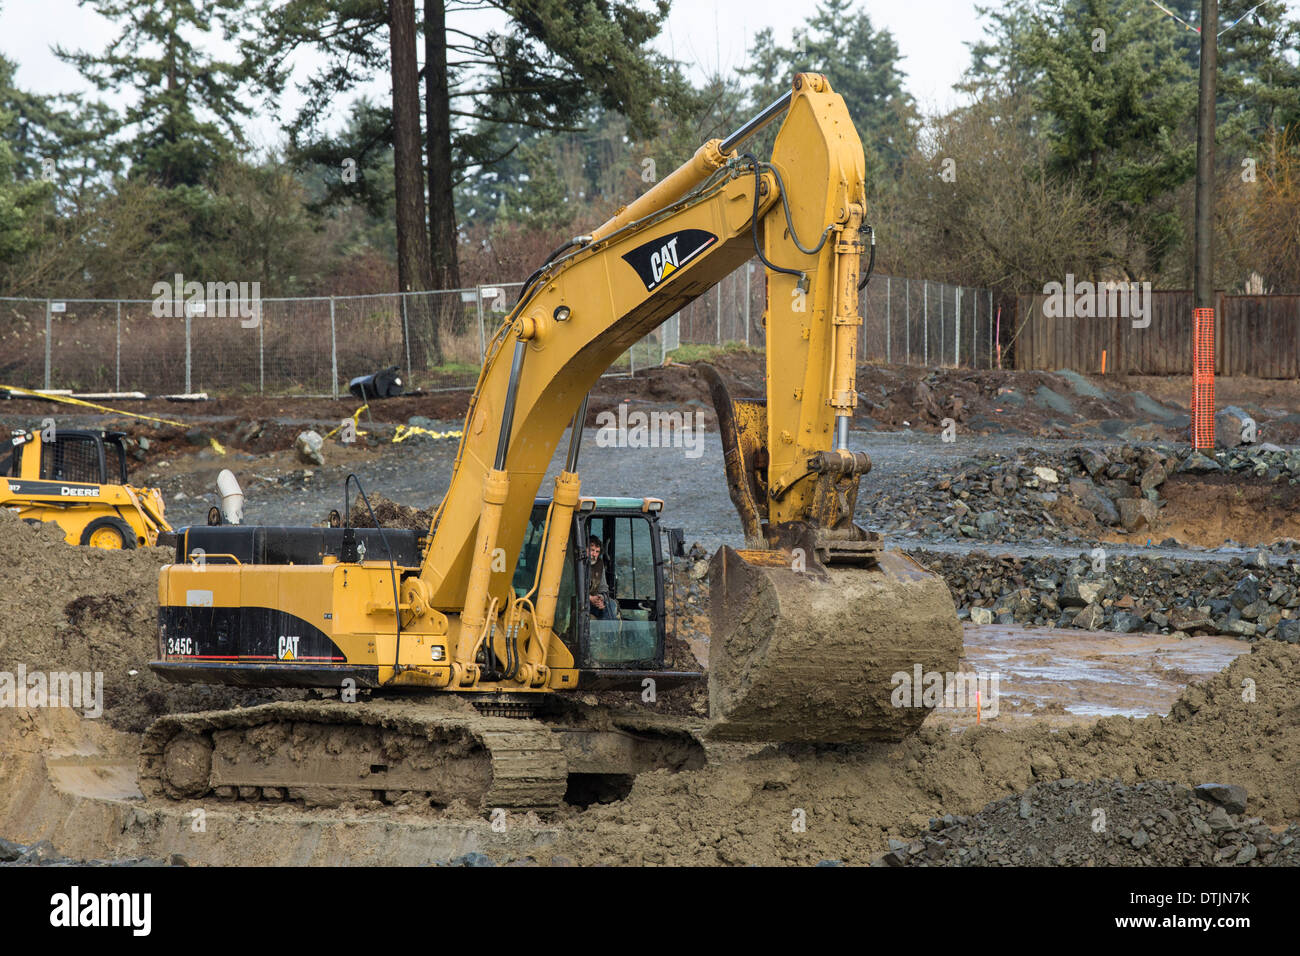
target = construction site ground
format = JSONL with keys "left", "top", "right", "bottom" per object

{"left": 4, "top": 356, "right": 1300, "bottom": 866}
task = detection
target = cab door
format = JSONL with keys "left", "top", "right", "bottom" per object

{"left": 576, "top": 511, "right": 664, "bottom": 670}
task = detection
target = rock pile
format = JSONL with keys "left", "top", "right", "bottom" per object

{"left": 875, "top": 778, "right": 1300, "bottom": 866}
{"left": 914, "top": 548, "right": 1300, "bottom": 642}
{"left": 0, "top": 837, "right": 173, "bottom": 867}
{"left": 1180, "top": 442, "right": 1300, "bottom": 479}
{"left": 867, "top": 443, "right": 1300, "bottom": 546}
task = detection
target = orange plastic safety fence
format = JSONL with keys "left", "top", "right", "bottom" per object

{"left": 1191, "top": 307, "right": 1215, "bottom": 451}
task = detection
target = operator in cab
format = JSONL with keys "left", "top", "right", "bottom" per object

{"left": 587, "top": 535, "right": 615, "bottom": 620}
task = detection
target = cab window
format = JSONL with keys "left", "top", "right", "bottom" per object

{"left": 41, "top": 435, "right": 103, "bottom": 484}
{"left": 583, "top": 512, "right": 659, "bottom": 666}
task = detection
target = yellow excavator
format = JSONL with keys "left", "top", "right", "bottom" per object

{"left": 141, "top": 75, "right": 962, "bottom": 811}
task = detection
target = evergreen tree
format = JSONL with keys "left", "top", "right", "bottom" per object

{"left": 250, "top": 0, "right": 699, "bottom": 301}
{"left": 55, "top": 0, "right": 258, "bottom": 187}
{"left": 963, "top": 0, "right": 1198, "bottom": 274}
{"left": 741, "top": 0, "right": 916, "bottom": 181}
{"left": 1216, "top": 0, "right": 1300, "bottom": 147}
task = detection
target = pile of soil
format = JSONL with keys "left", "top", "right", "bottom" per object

{"left": 855, "top": 366, "right": 1186, "bottom": 439}
{"left": 543, "top": 642, "right": 1300, "bottom": 865}
{"left": 346, "top": 492, "right": 436, "bottom": 532}
{"left": 1159, "top": 472, "right": 1300, "bottom": 548}
{"left": 0, "top": 511, "right": 289, "bottom": 731}
{"left": 875, "top": 778, "right": 1300, "bottom": 866}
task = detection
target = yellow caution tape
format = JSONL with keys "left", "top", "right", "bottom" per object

{"left": 1, "top": 383, "right": 226, "bottom": 456}
{"left": 324, "top": 405, "right": 369, "bottom": 439}
{"left": 393, "top": 424, "right": 463, "bottom": 443}
{"left": 327, "top": 403, "right": 462, "bottom": 444}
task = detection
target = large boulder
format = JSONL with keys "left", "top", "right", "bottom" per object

{"left": 1216, "top": 405, "right": 1257, "bottom": 447}
{"left": 1194, "top": 783, "right": 1248, "bottom": 815}
{"left": 295, "top": 430, "right": 325, "bottom": 466}
{"left": 1068, "top": 478, "right": 1119, "bottom": 525}
{"left": 1060, "top": 577, "right": 1110, "bottom": 608}
{"left": 1075, "top": 447, "right": 1111, "bottom": 480}
{"left": 1169, "top": 606, "right": 1215, "bottom": 633}
{"left": 1116, "top": 497, "right": 1157, "bottom": 532}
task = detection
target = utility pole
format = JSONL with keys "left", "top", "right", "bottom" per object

{"left": 1191, "top": 0, "right": 1218, "bottom": 451}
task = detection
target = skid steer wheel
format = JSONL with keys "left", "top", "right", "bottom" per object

{"left": 80, "top": 515, "right": 136, "bottom": 550}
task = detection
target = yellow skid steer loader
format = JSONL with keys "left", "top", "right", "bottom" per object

{"left": 1, "top": 426, "right": 170, "bottom": 549}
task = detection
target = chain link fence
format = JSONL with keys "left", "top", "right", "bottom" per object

{"left": 0, "top": 268, "right": 994, "bottom": 396}
{"left": 656, "top": 265, "right": 998, "bottom": 369}
{"left": 861, "top": 275, "right": 1000, "bottom": 369}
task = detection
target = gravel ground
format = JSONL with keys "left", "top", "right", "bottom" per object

{"left": 155, "top": 428, "right": 1300, "bottom": 566}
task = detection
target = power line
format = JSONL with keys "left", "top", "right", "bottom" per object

{"left": 1218, "top": 2, "right": 1269, "bottom": 36}
{"left": 1144, "top": 0, "right": 1200, "bottom": 33}
{"left": 1144, "top": 0, "right": 1274, "bottom": 37}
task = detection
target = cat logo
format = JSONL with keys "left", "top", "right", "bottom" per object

{"left": 652, "top": 237, "right": 680, "bottom": 282}
{"left": 621, "top": 228, "right": 717, "bottom": 292}
{"left": 278, "top": 635, "right": 301, "bottom": 661}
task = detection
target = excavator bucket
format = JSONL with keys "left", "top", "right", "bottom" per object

{"left": 701, "top": 364, "right": 962, "bottom": 743}
{"left": 706, "top": 546, "right": 963, "bottom": 743}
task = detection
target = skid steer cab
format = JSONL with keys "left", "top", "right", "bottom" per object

{"left": 0, "top": 427, "right": 170, "bottom": 549}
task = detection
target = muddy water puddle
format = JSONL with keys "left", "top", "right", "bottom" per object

{"left": 939, "top": 625, "right": 1249, "bottom": 729}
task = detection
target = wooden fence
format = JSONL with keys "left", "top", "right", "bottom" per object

{"left": 1014, "top": 291, "right": 1300, "bottom": 377}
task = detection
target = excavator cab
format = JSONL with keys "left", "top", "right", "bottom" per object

{"left": 512, "top": 497, "right": 667, "bottom": 674}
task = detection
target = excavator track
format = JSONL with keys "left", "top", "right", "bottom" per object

{"left": 138, "top": 699, "right": 568, "bottom": 812}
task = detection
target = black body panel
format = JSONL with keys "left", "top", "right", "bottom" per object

{"left": 175, "top": 525, "right": 422, "bottom": 566}
{"left": 156, "top": 605, "right": 352, "bottom": 682}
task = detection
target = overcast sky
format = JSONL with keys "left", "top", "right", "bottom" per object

{"left": 3, "top": 0, "right": 1296, "bottom": 148}
{"left": 0, "top": 0, "right": 994, "bottom": 147}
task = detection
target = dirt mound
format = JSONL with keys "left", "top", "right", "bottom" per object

{"left": 854, "top": 366, "right": 1184, "bottom": 439}
{"left": 875, "top": 778, "right": 1300, "bottom": 866}
{"left": 545, "top": 642, "right": 1300, "bottom": 865}
{"left": 347, "top": 492, "right": 436, "bottom": 532}
{"left": 0, "top": 511, "right": 290, "bottom": 731}
{"left": 1157, "top": 473, "right": 1300, "bottom": 548}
